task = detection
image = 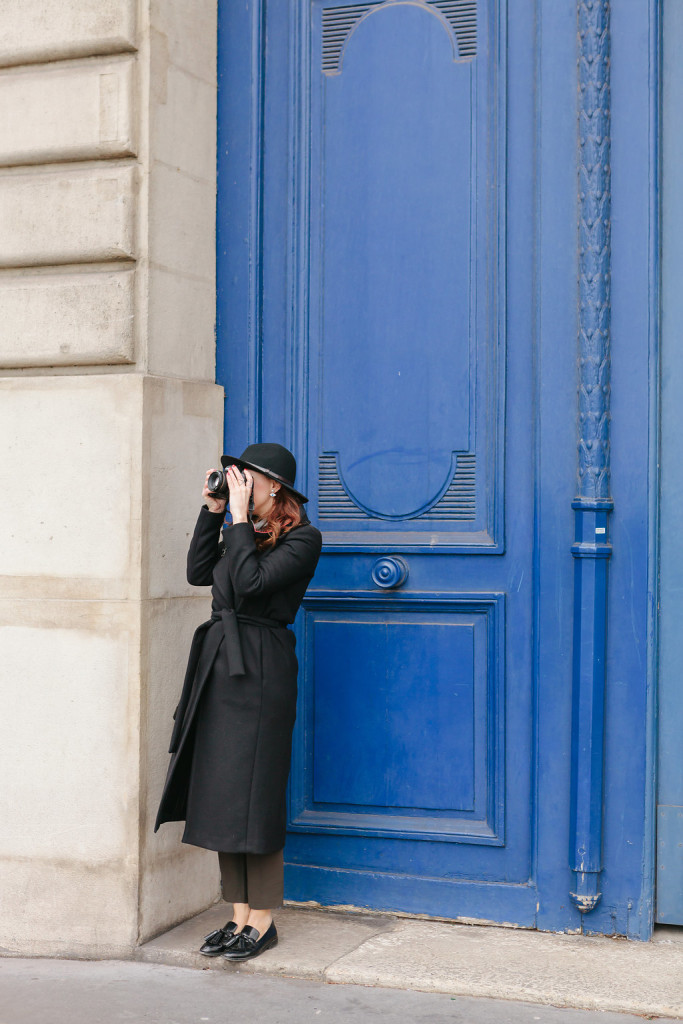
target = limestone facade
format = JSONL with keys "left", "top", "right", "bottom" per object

{"left": 0, "top": 0, "right": 223, "bottom": 956}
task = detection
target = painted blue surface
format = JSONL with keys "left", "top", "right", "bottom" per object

{"left": 657, "top": 0, "right": 683, "bottom": 926}
{"left": 316, "top": 5, "right": 471, "bottom": 515}
{"left": 569, "top": 502, "right": 613, "bottom": 912}
{"left": 216, "top": 0, "right": 659, "bottom": 938}
{"left": 313, "top": 616, "right": 476, "bottom": 810}
{"left": 567, "top": 0, "right": 614, "bottom": 916}
{"left": 593, "top": 0, "right": 658, "bottom": 939}
{"left": 292, "top": 594, "right": 506, "bottom": 848}
{"left": 307, "top": 1, "right": 503, "bottom": 550}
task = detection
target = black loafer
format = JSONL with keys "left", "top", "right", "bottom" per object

{"left": 199, "top": 920, "right": 242, "bottom": 956}
{"left": 221, "top": 919, "right": 278, "bottom": 960}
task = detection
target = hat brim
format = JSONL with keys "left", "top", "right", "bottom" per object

{"left": 221, "top": 454, "right": 309, "bottom": 504}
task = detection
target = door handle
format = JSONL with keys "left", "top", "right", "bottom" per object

{"left": 371, "top": 556, "right": 409, "bottom": 589}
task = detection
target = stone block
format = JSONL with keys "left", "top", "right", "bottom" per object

{"left": 2, "top": 856, "right": 138, "bottom": 957}
{"left": 137, "top": 378, "right": 224, "bottom": 941}
{"left": 0, "top": 164, "right": 136, "bottom": 268}
{"left": 148, "top": 162, "right": 214, "bottom": 281}
{"left": 0, "top": 373, "right": 224, "bottom": 956}
{"left": 0, "top": 265, "right": 135, "bottom": 367}
{"left": 137, "top": 904, "right": 395, "bottom": 972}
{"left": 150, "top": 0, "right": 216, "bottom": 86}
{"left": 0, "top": 0, "right": 137, "bottom": 68}
{"left": 0, "top": 599, "right": 140, "bottom": 956}
{"left": 151, "top": 61, "right": 216, "bottom": 184}
{"left": 0, "top": 56, "right": 136, "bottom": 167}
{"left": 140, "top": 595, "right": 220, "bottom": 942}
{"left": 0, "top": 375, "right": 142, "bottom": 595}
{"left": 147, "top": 265, "right": 215, "bottom": 380}
{"left": 0, "top": 608, "right": 135, "bottom": 862}
{"left": 142, "top": 376, "right": 224, "bottom": 599}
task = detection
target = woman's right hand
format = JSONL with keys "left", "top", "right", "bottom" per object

{"left": 203, "top": 469, "right": 227, "bottom": 514}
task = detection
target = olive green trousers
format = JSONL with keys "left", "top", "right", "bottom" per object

{"left": 217, "top": 848, "right": 284, "bottom": 909}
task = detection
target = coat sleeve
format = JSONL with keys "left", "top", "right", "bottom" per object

{"left": 186, "top": 504, "right": 226, "bottom": 585}
{"left": 223, "top": 522, "right": 323, "bottom": 597}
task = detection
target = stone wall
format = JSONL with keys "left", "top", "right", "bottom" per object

{"left": 0, "top": 0, "right": 222, "bottom": 956}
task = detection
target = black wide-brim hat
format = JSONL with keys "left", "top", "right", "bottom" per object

{"left": 221, "top": 442, "right": 308, "bottom": 504}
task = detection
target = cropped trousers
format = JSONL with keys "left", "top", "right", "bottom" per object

{"left": 218, "top": 848, "right": 284, "bottom": 909}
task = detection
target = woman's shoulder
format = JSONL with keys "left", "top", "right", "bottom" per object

{"left": 286, "top": 520, "right": 321, "bottom": 539}
{"left": 283, "top": 516, "right": 322, "bottom": 547}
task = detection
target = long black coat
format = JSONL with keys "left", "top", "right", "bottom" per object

{"left": 154, "top": 503, "right": 322, "bottom": 853}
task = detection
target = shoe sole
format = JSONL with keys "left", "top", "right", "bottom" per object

{"left": 222, "top": 935, "right": 278, "bottom": 961}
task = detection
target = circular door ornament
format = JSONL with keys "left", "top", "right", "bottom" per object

{"left": 371, "top": 556, "right": 409, "bottom": 589}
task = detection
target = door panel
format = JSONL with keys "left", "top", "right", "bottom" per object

{"left": 309, "top": 0, "right": 502, "bottom": 549}
{"left": 219, "top": 0, "right": 538, "bottom": 922}
{"left": 293, "top": 594, "right": 504, "bottom": 844}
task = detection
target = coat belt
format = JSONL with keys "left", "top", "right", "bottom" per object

{"left": 210, "top": 610, "right": 287, "bottom": 678}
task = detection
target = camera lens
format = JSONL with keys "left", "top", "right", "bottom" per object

{"left": 207, "top": 470, "right": 227, "bottom": 497}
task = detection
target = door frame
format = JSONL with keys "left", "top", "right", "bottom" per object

{"left": 215, "top": 0, "right": 661, "bottom": 939}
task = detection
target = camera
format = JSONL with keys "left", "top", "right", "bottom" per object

{"left": 207, "top": 466, "right": 254, "bottom": 512}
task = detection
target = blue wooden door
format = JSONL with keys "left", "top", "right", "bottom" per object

{"left": 218, "top": 0, "right": 538, "bottom": 924}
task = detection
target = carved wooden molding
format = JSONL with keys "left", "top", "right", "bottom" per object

{"left": 577, "top": 0, "right": 611, "bottom": 501}
{"left": 569, "top": 0, "right": 614, "bottom": 918}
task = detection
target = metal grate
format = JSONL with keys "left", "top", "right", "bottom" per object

{"left": 420, "top": 453, "right": 476, "bottom": 519}
{"left": 322, "top": 3, "right": 378, "bottom": 75}
{"left": 322, "top": 0, "right": 477, "bottom": 75}
{"left": 427, "top": 0, "right": 478, "bottom": 58}
{"left": 318, "top": 452, "right": 368, "bottom": 517}
{"left": 318, "top": 452, "right": 476, "bottom": 521}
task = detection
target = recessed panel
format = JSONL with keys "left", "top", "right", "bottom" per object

{"left": 313, "top": 619, "right": 476, "bottom": 810}
{"left": 289, "top": 595, "right": 505, "bottom": 844}
{"left": 307, "top": 0, "right": 505, "bottom": 548}
{"left": 321, "top": 4, "right": 472, "bottom": 517}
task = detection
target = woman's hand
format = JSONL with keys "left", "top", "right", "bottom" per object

{"left": 203, "top": 469, "right": 227, "bottom": 514}
{"left": 225, "top": 465, "right": 254, "bottom": 524}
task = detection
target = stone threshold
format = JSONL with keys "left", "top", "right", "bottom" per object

{"left": 135, "top": 901, "right": 683, "bottom": 1019}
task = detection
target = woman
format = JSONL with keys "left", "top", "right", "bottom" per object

{"left": 154, "top": 443, "right": 322, "bottom": 961}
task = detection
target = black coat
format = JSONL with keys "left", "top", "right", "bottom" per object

{"left": 153, "top": 504, "right": 322, "bottom": 853}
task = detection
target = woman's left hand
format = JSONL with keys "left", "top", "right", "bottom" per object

{"left": 226, "top": 465, "right": 253, "bottom": 524}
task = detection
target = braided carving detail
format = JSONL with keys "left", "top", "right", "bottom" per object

{"left": 577, "top": 0, "right": 611, "bottom": 499}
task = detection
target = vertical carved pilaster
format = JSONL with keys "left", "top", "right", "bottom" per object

{"left": 569, "top": 0, "right": 614, "bottom": 915}
{"left": 577, "top": 0, "right": 611, "bottom": 500}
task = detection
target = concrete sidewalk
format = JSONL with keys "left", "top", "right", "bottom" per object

{"left": 0, "top": 958, "right": 670, "bottom": 1024}
{"left": 135, "top": 901, "right": 683, "bottom": 1019}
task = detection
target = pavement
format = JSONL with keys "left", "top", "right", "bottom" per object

{"left": 138, "top": 901, "right": 683, "bottom": 1018}
{"left": 2, "top": 902, "right": 682, "bottom": 1022}
{"left": 0, "top": 956, "right": 673, "bottom": 1024}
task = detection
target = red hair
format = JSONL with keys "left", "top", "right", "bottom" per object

{"left": 252, "top": 486, "right": 302, "bottom": 551}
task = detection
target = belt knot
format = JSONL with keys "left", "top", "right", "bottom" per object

{"left": 208, "top": 610, "right": 287, "bottom": 678}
